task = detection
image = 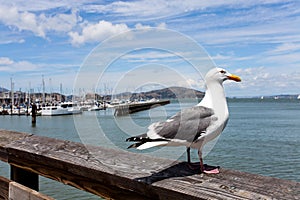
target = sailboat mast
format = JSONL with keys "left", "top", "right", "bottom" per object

{"left": 10, "top": 77, "right": 14, "bottom": 114}
{"left": 42, "top": 75, "right": 45, "bottom": 105}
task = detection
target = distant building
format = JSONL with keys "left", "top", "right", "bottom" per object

{"left": 0, "top": 91, "right": 26, "bottom": 105}
{"left": 0, "top": 91, "right": 65, "bottom": 105}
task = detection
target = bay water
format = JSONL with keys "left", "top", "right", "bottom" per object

{"left": 0, "top": 99, "right": 299, "bottom": 199}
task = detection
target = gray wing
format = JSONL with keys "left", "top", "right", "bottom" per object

{"left": 150, "top": 106, "right": 216, "bottom": 143}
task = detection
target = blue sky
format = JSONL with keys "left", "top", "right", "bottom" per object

{"left": 0, "top": 0, "right": 300, "bottom": 97}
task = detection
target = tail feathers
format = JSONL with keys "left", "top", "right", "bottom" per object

{"left": 127, "top": 142, "right": 144, "bottom": 149}
{"left": 126, "top": 136, "right": 149, "bottom": 142}
{"left": 136, "top": 141, "right": 169, "bottom": 150}
{"left": 126, "top": 136, "right": 169, "bottom": 149}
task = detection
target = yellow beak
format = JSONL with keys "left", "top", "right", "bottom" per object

{"left": 227, "top": 74, "right": 241, "bottom": 82}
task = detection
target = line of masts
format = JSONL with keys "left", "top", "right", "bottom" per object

{"left": 2, "top": 76, "right": 116, "bottom": 106}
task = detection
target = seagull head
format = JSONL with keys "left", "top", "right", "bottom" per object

{"left": 205, "top": 68, "right": 241, "bottom": 84}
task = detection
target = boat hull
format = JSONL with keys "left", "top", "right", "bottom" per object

{"left": 41, "top": 104, "right": 82, "bottom": 116}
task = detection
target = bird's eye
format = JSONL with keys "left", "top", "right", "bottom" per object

{"left": 220, "top": 70, "right": 226, "bottom": 74}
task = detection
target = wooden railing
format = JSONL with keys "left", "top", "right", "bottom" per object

{"left": 114, "top": 100, "right": 170, "bottom": 116}
{"left": 0, "top": 130, "right": 299, "bottom": 200}
{"left": 0, "top": 176, "right": 54, "bottom": 200}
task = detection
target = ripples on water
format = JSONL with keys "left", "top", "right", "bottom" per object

{"left": 0, "top": 99, "right": 299, "bottom": 199}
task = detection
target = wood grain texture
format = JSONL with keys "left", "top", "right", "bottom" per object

{"left": 0, "top": 130, "right": 29, "bottom": 162}
{"left": 0, "top": 130, "right": 299, "bottom": 200}
{"left": 0, "top": 177, "right": 52, "bottom": 200}
{"left": 9, "top": 182, "right": 54, "bottom": 200}
{"left": 114, "top": 100, "right": 170, "bottom": 116}
{"left": 0, "top": 177, "right": 10, "bottom": 200}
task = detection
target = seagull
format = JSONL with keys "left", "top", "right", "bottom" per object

{"left": 126, "top": 68, "right": 241, "bottom": 174}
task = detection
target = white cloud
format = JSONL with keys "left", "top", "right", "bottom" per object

{"left": 0, "top": 0, "right": 299, "bottom": 96}
{"left": 267, "top": 43, "right": 300, "bottom": 55}
{"left": 83, "top": 0, "right": 290, "bottom": 20}
{"left": 1, "top": 1, "right": 298, "bottom": 47}
{"left": 108, "top": 64, "right": 202, "bottom": 94}
{"left": 0, "top": 0, "right": 76, "bottom": 12}
{"left": 0, "top": 57, "right": 14, "bottom": 65}
{"left": 0, "top": 5, "right": 44, "bottom": 37}
{"left": 121, "top": 50, "right": 178, "bottom": 62}
{"left": 135, "top": 23, "right": 151, "bottom": 29}
{"left": 0, "top": 5, "right": 81, "bottom": 38}
{"left": 2, "top": 0, "right": 290, "bottom": 15}
{"left": 68, "top": 20, "right": 130, "bottom": 46}
{"left": 263, "top": 52, "right": 300, "bottom": 65}
{"left": 197, "top": 19, "right": 300, "bottom": 46}
{"left": 210, "top": 54, "right": 232, "bottom": 61}
{"left": 230, "top": 66, "right": 300, "bottom": 96}
{"left": 179, "top": 78, "right": 205, "bottom": 90}
{"left": 40, "top": 9, "right": 81, "bottom": 33}
{"left": 0, "top": 57, "right": 38, "bottom": 72}
{"left": 68, "top": 21, "right": 168, "bottom": 46}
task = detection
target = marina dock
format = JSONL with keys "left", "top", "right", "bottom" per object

{"left": 0, "top": 130, "right": 299, "bottom": 200}
{"left": 114, "top": 100, "right": 170, "bottom": 116}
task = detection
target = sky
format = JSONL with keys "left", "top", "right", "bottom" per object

{"left": 0, "top": 0, "right": 300, "bottom": 97}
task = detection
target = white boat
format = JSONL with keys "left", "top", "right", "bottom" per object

{"left": 41, "top": 102, "right": 82, "bottom": 116}
{"left": 88, "top": 105, "right": 103, "bottom": 111}
{"left": 297, "top": 95, "right": 300, "bottom": 100}
{"left": 6, "top": 105, "right": 28, "bottom": 115}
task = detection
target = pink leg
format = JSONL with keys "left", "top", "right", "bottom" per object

{"left": 198, "top": 150, "right": 220, "bottom": 174}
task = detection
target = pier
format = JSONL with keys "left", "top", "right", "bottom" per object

{"left": 114, "top": 100, "right": 170, "bottom": 116}
{"left": 0, "top": 130, "right": 299, "bottom": 200}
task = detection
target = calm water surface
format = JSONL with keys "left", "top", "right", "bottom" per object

{"left": 0, "top": 99, "right": 299, "bottom": 199}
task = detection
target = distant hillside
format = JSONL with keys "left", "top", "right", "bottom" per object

{"left": 263, "top": 94, "right": 299, "bottom": 99}
{"left": 0, "top": 86, "right": 204, "bottom": 101}
{"left": 0, "top": 87, "right": 8, "bottom": 92}
{"left": 114, "top": 86, "right": 204, "bottom": 100}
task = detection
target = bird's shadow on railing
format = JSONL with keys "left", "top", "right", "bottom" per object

{"left": 134, "top": 162, "right": 218, "bottom": 184}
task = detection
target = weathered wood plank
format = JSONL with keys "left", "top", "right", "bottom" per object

{"left": 0, "top": 176, "right": 52, "bottom": 200}
{"left": 4, "top": 136, "right": 157, "bottom": 199}
{"left": 0, "top": 130, "right": 29, "bottom": 162}
{"left": 114, "top": 100, "right": 170, "bottom": 116}
{"left": 0, "top": 176, "right": 10, "bottom": 200}
{"left": 9, "top": 182, "right": 54, "bottom": 200}
{"left": 0, "top": 130, "right": 299, "bottom": 200}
